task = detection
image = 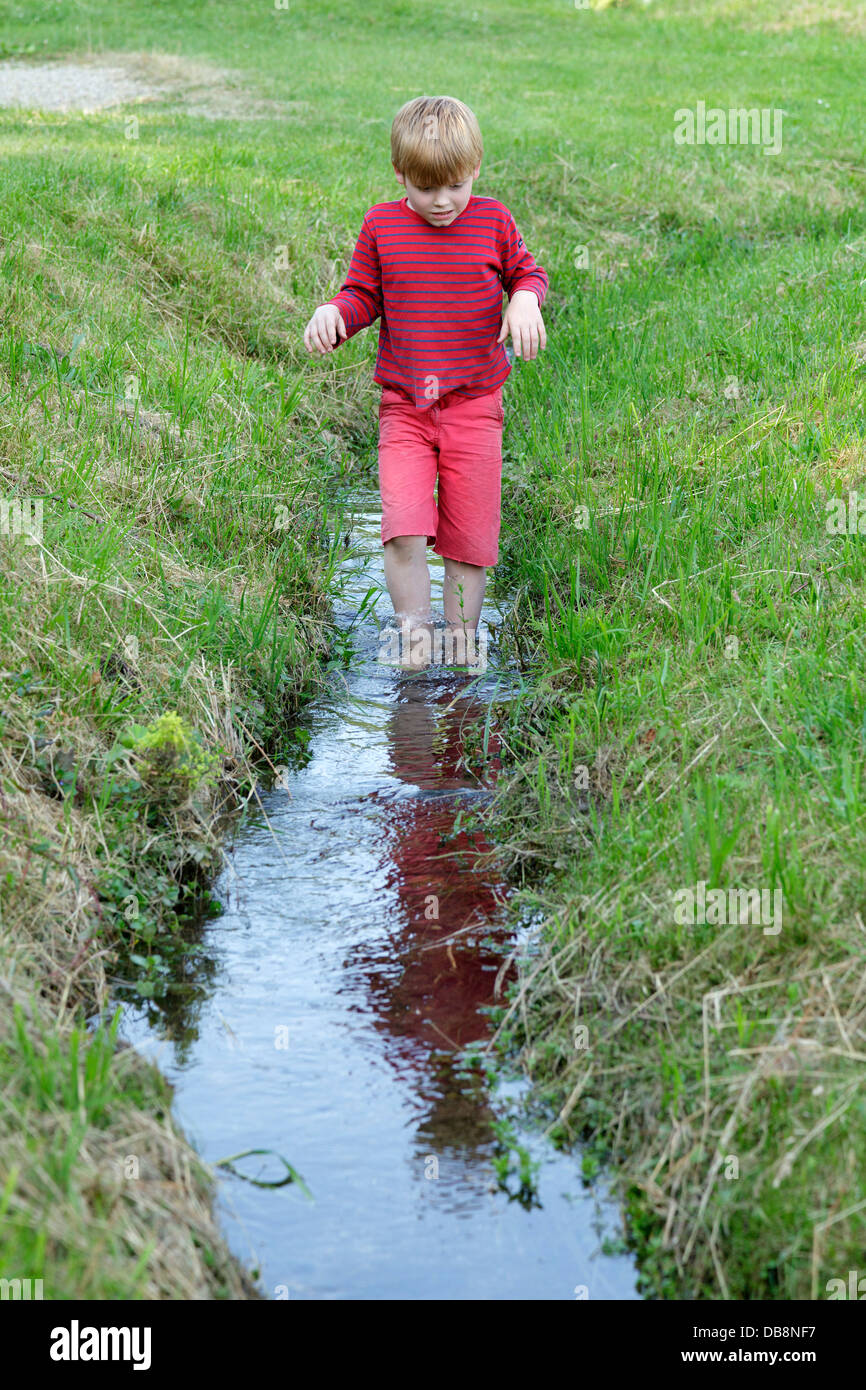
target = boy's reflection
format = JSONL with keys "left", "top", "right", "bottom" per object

{"left": 344, "top": 677, "right": 515, "bottom": 1159}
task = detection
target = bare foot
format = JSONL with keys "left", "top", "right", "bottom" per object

{"left": 378, "top": 614, "right": 435, "bottom": 669}
{"left": 440, "top": 625, "right": 485, "bottom": 669}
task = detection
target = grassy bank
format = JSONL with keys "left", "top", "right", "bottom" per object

{"left": 482, "top": 0, "right": 866, "bottom": 1300}
{"left": 0, "top": 8, "right": 367, "bottom": 1297}
{"left": 1, "top": 0, "right": 863, "bottom": 1300}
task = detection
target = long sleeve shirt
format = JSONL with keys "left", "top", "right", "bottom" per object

{"left": 326, "top": 195, "right": 548, "bottom": 410}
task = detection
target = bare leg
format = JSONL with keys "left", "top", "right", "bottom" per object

{"left": 440, "top": 559, "right": 486, "bottom": 666}
{"left": 383, "top": 535, "right": 432, "bottom": 619}
{"left": 442, "top": 557, "right": 486, "bottom": 631}
{"left": 383, "top": 535, "right": 433, "bottom": 667}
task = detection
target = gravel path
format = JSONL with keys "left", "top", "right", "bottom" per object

{"left": 0, "top": 60, "right": 161, "bottom": 111}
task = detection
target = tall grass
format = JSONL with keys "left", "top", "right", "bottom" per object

{"left": 1, "top": 0, "right": 864, "bottom": 1300}
{"left": 483, "top": 5, "right": 866, "bottom": 1299}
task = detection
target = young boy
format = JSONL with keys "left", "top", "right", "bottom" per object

{"left": 303, "top": 95, "right": 547, "bottom": 665}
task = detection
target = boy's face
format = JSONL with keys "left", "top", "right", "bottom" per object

{"left": 394, "top": 163, "right": 481, "bottom": 226}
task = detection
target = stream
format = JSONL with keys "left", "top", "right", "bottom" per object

{"left": 117, "top": 491, "right": 639, "bottom": 1300}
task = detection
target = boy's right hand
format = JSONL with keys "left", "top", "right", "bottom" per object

{"left": 304, "top": 304, "right": 348, "bottom": 355}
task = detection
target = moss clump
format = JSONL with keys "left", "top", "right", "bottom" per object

{"left": 130, "top": 712, "right": 221, "bottom": 806}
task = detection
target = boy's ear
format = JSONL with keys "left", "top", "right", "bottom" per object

{"left": 393, "top": 165, "right": 406, "bottom": 186}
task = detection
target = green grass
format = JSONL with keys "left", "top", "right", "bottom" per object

{"left": 0, "top": 0, "right": 372, "bottom": 1299}
{"left": 0, "top": 998, "right": 257, "bottom": 1298}
{"left": 477, "top": 2, "right": 866, "bottom": 1302}
{"left": 1, "top": 0, "right": 864, "bottom": 1300}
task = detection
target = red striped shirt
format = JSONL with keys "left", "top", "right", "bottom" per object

{"left": 326, "top": 195, "right": 548, "bottom": 410}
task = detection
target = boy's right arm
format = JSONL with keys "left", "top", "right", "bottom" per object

{"left": 304, "top": 216, "right": 382, "bottom": 355}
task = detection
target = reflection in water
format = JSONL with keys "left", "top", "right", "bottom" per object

{"left": 351, "top": 678, "right": 512, "bottom": 1171}
{"left": 116, "top": 493, "right": 639, "bottom": 1300}
{"left": 356, "top": 681, "right": 508, "bottom": 1053}
{"left": 111, "top": 900, "right": 223, "bottom": 1065}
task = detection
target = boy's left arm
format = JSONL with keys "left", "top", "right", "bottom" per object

{"left": 498, "top": 214, "right": 548, "bottom": 360}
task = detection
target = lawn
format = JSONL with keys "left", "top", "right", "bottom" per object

{"left": 1, "top": 0, "right": 864, "bottom": 1299}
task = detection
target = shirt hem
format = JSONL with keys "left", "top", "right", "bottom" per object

{"left": 374, "top": 367, "right": 511, "bottom": 409}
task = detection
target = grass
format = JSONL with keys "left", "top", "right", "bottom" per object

{"left": 0, "top": 0, "right": 864, "bottom": 1299}
{"left": 477, "top": 2, "right": 866, "bottom": 1301}
{"left": 0, "top": 1, "right": 372, "bottom": 1299}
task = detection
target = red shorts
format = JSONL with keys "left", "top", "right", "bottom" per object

{"left": 377, "top": 385, "right": 504, "bottom": 567}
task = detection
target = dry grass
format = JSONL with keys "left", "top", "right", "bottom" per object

{"left": 526, "top": 916, "right": 865, "bottom": 1295}
{"left": 0, "top": 88, "right": 338, "bottom": 1295}
{"left": 0, "top": 769, "right": 259, "bottom": 1299}
{"left": 654, "top": 0, "right": 866, "bottom": 37}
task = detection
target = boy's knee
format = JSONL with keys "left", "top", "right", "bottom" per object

{"left": 385, "top": 534, "right": 425, "bottom": 561}
{"left": 444, "top": 559, "right": 484, "bottom": 578}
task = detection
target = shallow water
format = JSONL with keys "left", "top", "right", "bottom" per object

{"left": 118, "top": 492, "right": 639, "bottom": 1300}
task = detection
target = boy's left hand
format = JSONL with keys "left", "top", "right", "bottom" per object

{"left": 498, "top": 289, "right": 547, "bottom": 360}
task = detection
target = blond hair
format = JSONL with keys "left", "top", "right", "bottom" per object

{"left": 390, "top": 96, "right": 483, "bottom": 186}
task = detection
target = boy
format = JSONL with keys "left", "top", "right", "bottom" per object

{"left": 303, "top": 95, "right": 548, "bottom": 665}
